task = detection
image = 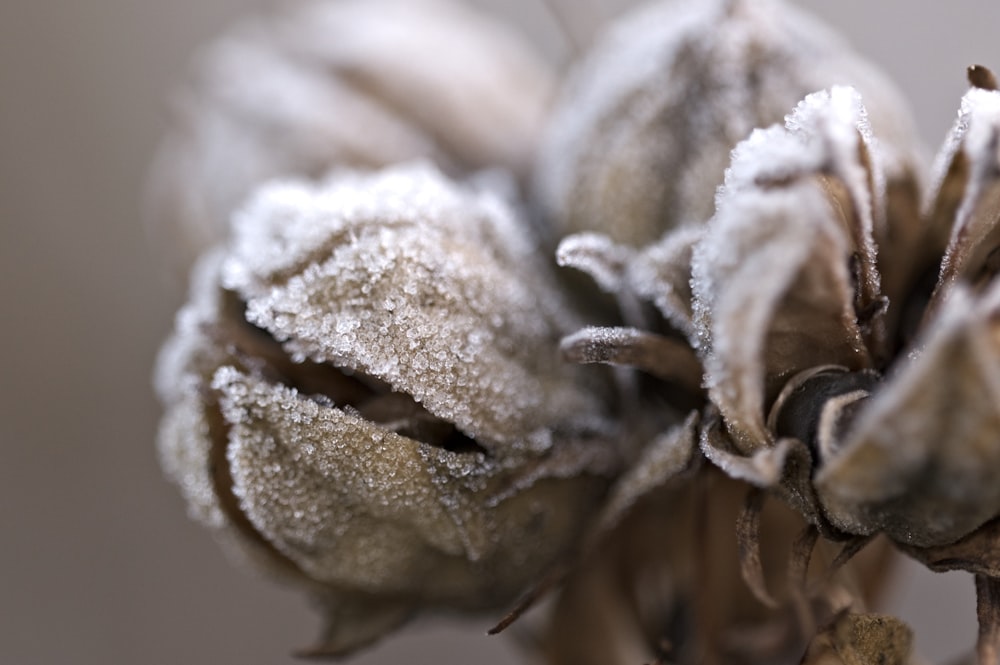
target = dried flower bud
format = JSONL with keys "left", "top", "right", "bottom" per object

{"left": 692, "top": 79, "right": 1000, "bottom": 553}
{"left": 147, "top": 0, "right": 555, "bottom": 273}
{"left": 155, "top": 163, "right": 618, "bottom": 655}
{"left": 534, "top": 0, "right": 921, "bottom": 247}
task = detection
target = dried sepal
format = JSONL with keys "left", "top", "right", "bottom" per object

{"left": 534, "top": 0, "right": 920, "bottom": 247}
{"left": 155, "top": 164, "right": 619, "bottom": 655}
{"left": 543, "top": 464, "right": 815, "bottom": 665}
{"left": 561, "top": 326, "right": 703, "bottom": 397}
{"left": 625, "top": 226, "right": 704, "bottom": 339}
{"left": 815, "top": 282, "right": 1000, "bottom": 547}
{"left": 146, "top": 0, "right": 555, "bottom": 273}
{"left": 591, "top": 412, "right": 700, "bottom": 537}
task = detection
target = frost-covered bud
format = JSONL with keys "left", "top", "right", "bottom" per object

{"left": 154, "top": 163, "right": 617, "bottom": 656}
{"left": 147, "top": 0, "right": 554, "bottom": 274}
{"left": 534, "top": 0, "right": 922, "bottom": 247}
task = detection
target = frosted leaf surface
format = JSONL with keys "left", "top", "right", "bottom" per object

{"left": 145, "top": 0, "right": 555, "bottom": 274}
{"left": 534, "top": 0, "right": 921, "bottom": 247}
{"left": 816, "top": 283, "right": 1000, "bottom": 547}
{"left": 223, "top": 163, "right": 599, "bottom": 446}
{"left": 593, "top": 412, "right": 698, "bottom": 536}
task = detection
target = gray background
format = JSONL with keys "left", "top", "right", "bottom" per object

{"left": 1, "top": 0, "right": 996, "bottom": 663}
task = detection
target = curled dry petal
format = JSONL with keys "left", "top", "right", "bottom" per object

{"left": 815, "top": 282, "right": 1000, "bottom": 547}
{"left": 556, "top": 227, "right": 702, "bottom": 338}
{"left": 534, "top": 0, "right": 920, "bottom": 247}
{"left": 155, "top": 164, "right": 617, "bottom": 654}
{"left": 923, "top": 86, "right": 1000, "bottom": 323}
{"left": 146, "top": 0, "right": 555, "bottom": 274}
{"left": 692, "top": 87, "right": 879, "bottom": 455}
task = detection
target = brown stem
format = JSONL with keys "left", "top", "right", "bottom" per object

{"left": 976, "top": 575, "right": 1000, "bottom": 665}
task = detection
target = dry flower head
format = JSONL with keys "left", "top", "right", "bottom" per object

{"left": 150, "top": 0, "right": 1000, "bottom": 663}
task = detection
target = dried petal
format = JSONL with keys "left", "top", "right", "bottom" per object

{"left": 815, "top": 282, "right": 1000, "bottom": 547}
{"left": 692, "top": 91, "right": 881, "bottom": 453}
{"left": 534, "top": 0, "right": 920, "bottom": 247}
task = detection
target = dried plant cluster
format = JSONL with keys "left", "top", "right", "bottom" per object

{"left": 150, "top": 0, "right": 1000, "bottom": 663}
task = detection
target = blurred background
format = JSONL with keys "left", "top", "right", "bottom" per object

{"left": 1, "top": 1, "right": 997, "bottom": 663}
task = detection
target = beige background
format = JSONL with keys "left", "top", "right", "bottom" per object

{"left": 1, "top": 1, "right": 997, "bottom": 663}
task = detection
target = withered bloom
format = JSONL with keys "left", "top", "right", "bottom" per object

{"left": 534, "top": 0, "right": 920, "bottom": 248}
{"left": 560, "top": 73, "right": 1000, "bottom": 663}
{"left": 151, "top": 0, "right": 1000, "bottom": 662}
{"left": 146, "top": 0, "right": 554, "bottom": 274}
{"left": 155, "top": 163, "right": 618, "bottom": 656}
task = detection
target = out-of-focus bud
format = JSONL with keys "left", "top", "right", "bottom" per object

{"left": 147, "top": 0, "right": 555, "bottom": 275}
{"left": 154, "top": 163, "right": 618, "bottom": 656}
{"left": 534, "top": 0, "right": 922, "bottom": 247}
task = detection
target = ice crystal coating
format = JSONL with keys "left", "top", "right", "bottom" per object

{"left": 155, "top": 163, "right": 618, "bottom": 655}
{"left": 534, "top": 0, "right": 922, "bottom": 247}
{"left": 146, "top": 0, "right": 554, "bottom": 274}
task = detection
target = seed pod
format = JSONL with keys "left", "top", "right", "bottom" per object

{"left": 534, "top": 0, "right": 921, "bottom": 248}
{"left": 147, "top": 0, "right": 555, "bottom": 274}
{"left": 155, "top": 163, "right": 618, "bottom": 656}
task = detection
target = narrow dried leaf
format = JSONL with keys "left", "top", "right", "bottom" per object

{"left": 736, "top": 489, "right": 780, "bottom": 609}
{"left": 593, "top": 412, "right": 699, "bottom": 537}
{"left": 901, "top": 518, "right": 1000, "bottom": 577}
{"left": 555, "top": 232, "right": 632, "bottom": 295}
{"left": 561, "top": 326, "right": 704, "bottom": 396}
